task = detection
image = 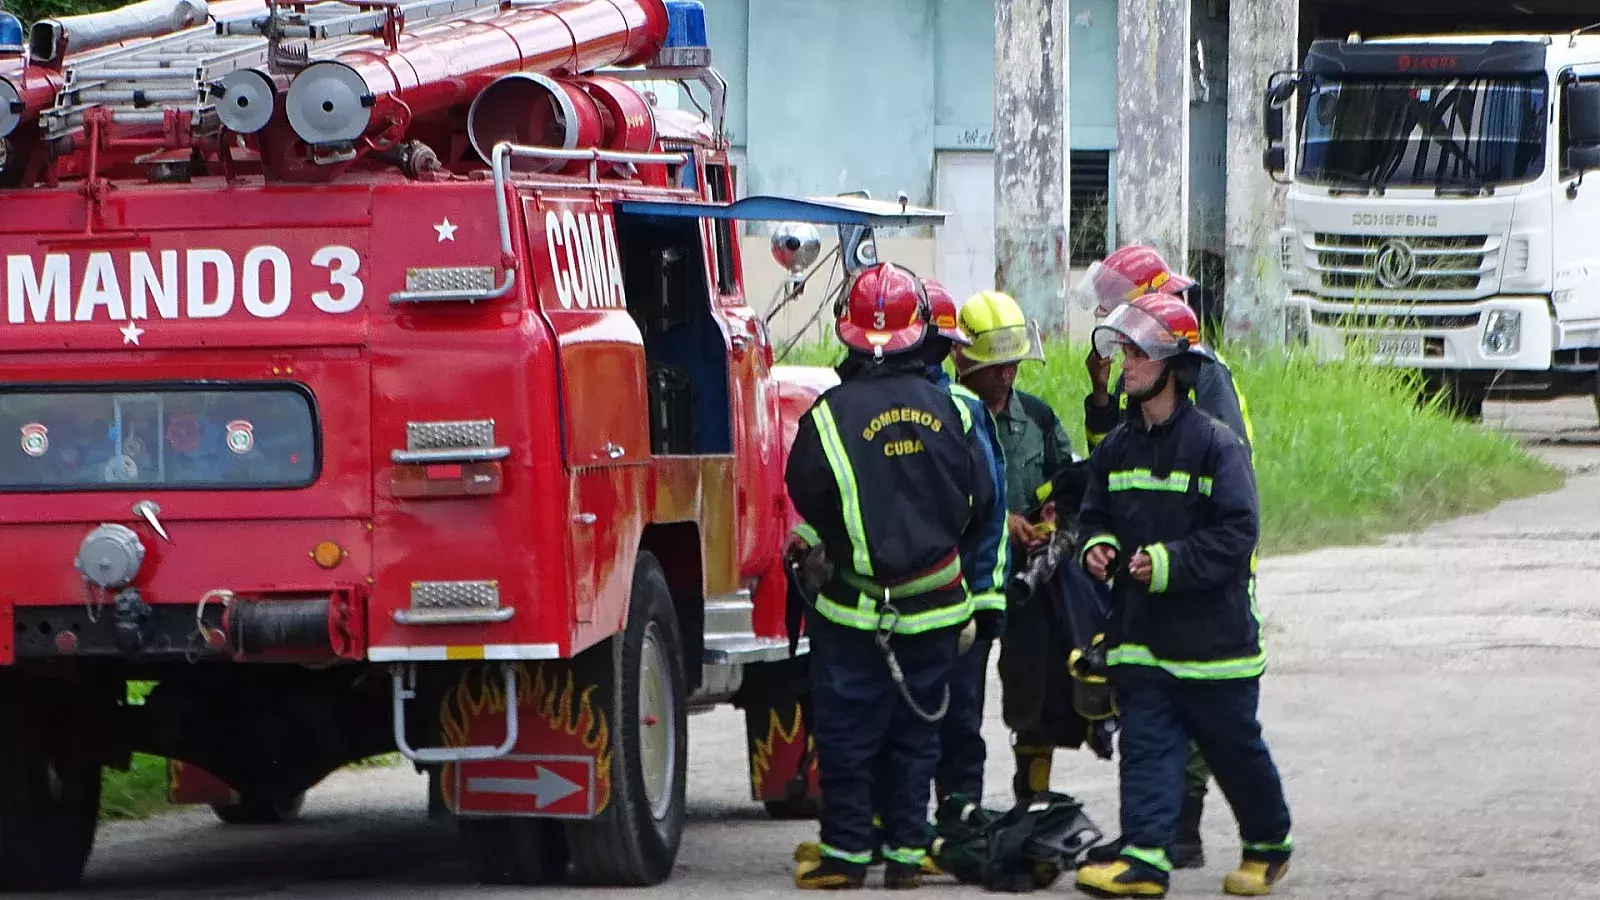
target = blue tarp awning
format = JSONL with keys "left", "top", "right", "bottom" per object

{"left": 614, "top": 194, "right": 947, "bottom": 228}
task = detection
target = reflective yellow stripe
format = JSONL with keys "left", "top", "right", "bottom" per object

{"left": 812, "top": 402, "right": 873, "bottom": 577}
{"left": 812, "top": 590, "right": 973, "bottom": 635}
{"left": 793, "top": 522, "right": 820, "bottom": 548}
{"left": 445, "top": 646, "right": 485, "bottom": 660}
{"left": 883, "top": 847, "right": 927, "bottom": 865}
{"left": 1245, "top": 837, "right": 1293, "bottom": 853}
{"left": 971, "top": 590, "right": 1006, "bottom": 612}
{"left": 1122, "top": 846, "right": 1172, "bottom": 873}
{"left": 952, "top": 391, "right": 973, "bottom": 434}
{"left": 821, "top": 843, "right": 872, "bottom": 864}
{"left": 1086, "top": 429, "right": 1108, "bottom": 450}
{"left": 1107, "top": 468, "right": 1211, "bottom": 495}
{"left": 1146, "top": 542, "right": 1170, "bottom": 593}
{"left": 1211, "top": 349, "right": 1258, "bottom": 449}
{"left": 1080, "top": 533, "right": 1120, "bottom": 567}
{"left": 836, "top": 554, "right": 962, "bottom": 601}
{"left": 1106, "top": 643, "right": 1266, "bottom": 680}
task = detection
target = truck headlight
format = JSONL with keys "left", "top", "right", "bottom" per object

{"left": 1284, "top": 304, "right": 1309, "bottom": 347}
{"left": 1482, "top": 310, "right": 1521, "bottom": 357}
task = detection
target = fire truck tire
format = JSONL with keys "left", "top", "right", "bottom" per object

{"left": 461, "top": 817, "right": 569, "bottom": 885}
{"left": 209, "top": 790, "right": 306, "bottom": 825}
{"left": 565, "top": 550, "right": 688, "bottom": 886}
{"left": 0, "top": 729, "right": 101, "bottom": 890}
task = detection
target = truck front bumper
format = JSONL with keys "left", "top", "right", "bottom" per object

{"left": 1283, "top": 293, "right": 1554, "bottom": 372}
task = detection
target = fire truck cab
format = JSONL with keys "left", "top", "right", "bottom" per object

{"left": 0, "top": 0, "right": 947, "bottom": 889}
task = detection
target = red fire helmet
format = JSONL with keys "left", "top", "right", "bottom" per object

{"left": 835, "top": 263, "right": 933, "bottom": 357}
{"left": 919, "top": 278, "right": 972, "bottom": 346}
{"left": 1091, "top": 294, "right": 1214, "bottom": 363}
{"left": 1071, "top": 244, "right": 1195, "bottom": 316}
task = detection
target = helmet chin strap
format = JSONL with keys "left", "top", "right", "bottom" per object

{"left": 1125, "top": 362, "right": 1171, "bottom": 403}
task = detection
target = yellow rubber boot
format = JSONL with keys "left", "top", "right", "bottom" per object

{"left": 1073, "top": 858, "right": 1169, "bottom": 898}
{"left": 1011, "top": 745, "right": 1053, "bottom": 803}
{"left": 795, "top": 856, "right": 866, "bottom": 890}
{"left": 1223, "top": 858, "right": 1290, "bottom": 896}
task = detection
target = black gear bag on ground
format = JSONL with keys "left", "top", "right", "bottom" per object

{"left": 928, "top": 792, "right": 1103, "bottom": 893}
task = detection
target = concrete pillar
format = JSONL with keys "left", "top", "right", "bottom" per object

{"left": 1115, "top": 0, "right": 1192, "bottom": 269}
{"left": 993, "top": 0, "right": 1070, "bottom": 332}
{"left": 1224, "top": 0, "right": 1299, "bottom": 343}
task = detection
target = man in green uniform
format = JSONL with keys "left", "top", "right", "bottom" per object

{"left": 952, "top": 289, "right": 1107, "bottom": 803}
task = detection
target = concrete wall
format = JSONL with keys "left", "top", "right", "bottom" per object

{"left": 1224, "top": 0, "right": 1298, "bottom": 342}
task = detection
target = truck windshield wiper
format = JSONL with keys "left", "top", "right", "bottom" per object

{"left": 1435, "top": 181, "right": 1496, "bottom": 197}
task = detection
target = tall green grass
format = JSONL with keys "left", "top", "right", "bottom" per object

{"left": 778, "top": 337, "right": 1562, "bottom": 555}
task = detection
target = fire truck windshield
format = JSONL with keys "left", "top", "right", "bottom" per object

{"left": 1296, "top": 75, "right": 1548, "bottom": 189}
{"left": 0, "top": 385, "right": 318, "bottom": 491}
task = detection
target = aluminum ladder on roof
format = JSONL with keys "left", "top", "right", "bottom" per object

{"left": 41, "top": 0, "right": 503, "bottom": 143}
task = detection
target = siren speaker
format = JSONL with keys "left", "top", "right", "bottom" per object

{"left": 285, "top": 61, "right": 372, "bottom": 146}
{"left": 467, "top": 72, "right": 603, "bottom": 175}
{"left": 0, "top": 78, "right": 21, "bottom": 138}
{"left": 213, "top": 69, "right": 275, "bottom": 134}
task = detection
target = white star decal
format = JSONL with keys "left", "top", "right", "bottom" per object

{"left": 434, "top": 218, "right": 458, "bottom": 242}
{"left": 120, "top": 321, "right": 145, "bottom": 346}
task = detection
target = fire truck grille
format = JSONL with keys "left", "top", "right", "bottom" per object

{"left": 405, "top": 267, "right": 498, "bottom": 293}
{"left": 406, "top": 419, "right": 496, "bottom": 451}
{"left": 1309, "top": 233, "right": 1496, "bottom": 299}
{"left": 410, "top": 580, "right": 502, "bottom": 611}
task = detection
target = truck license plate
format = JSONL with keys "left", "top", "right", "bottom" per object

{"left": 1371, "top": 334, "right": 1422, "bottom": 359}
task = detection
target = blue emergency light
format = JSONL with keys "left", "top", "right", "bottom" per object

{"left": 0, "top": 12, "right": 23, "bottom": 56}
{"left": 652, "top": 0, "right": 710, "bottom": 68}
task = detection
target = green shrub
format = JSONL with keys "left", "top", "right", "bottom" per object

{"left": 776, "top": 337, "right": 1562, "bottom": 555}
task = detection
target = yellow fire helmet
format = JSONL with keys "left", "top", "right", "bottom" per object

{"left": 954, "top": 289, "right": 1046, "bottom": 373}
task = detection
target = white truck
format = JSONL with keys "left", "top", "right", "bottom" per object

{"left": 1262, "top": 32, "right": 1600, "bottom": 419}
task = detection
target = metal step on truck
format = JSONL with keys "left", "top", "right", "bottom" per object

{"left": 1262, "top": 29, "right": 1600, "bottom": 419}
{"left": 0, "top": 0, "right": 946, "bottom": 889}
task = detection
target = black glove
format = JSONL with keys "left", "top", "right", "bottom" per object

{"left": 975, "top": 609, "right": 1003, "bottom": 643}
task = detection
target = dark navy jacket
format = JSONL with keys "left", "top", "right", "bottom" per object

{"left": 787, "top": 358, "right": 998, "bottom": 635}
{"left": 924, "top": 364, "right": 1009, "bottom": 614}
{"left": 1076, "top": 397, "right": 1264, "bottom": 679}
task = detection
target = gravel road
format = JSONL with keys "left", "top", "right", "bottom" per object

{"left": 29, "top": 398, "right": 1600, "bottom": 900}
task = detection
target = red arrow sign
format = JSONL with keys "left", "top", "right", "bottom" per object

{"left": 457, "top": 755, "right": 596, "bottom": 819}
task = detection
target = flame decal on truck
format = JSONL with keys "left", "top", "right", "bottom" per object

{"left": 748, "top": 702, "right": 814, "bottom": 800}
{"left": 437, "top": 662, "right": 614, "bottom": 814}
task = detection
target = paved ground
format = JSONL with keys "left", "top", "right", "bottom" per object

{"left": 33, "top": 399, "right": 1600, "bottom": 900}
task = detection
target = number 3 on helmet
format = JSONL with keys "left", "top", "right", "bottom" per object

{"left": 835, "top": 262, "right": 933, "bottom": 358}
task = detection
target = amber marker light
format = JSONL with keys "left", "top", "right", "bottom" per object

{"left": 311, "top": 541, "right": 345, "bottom": 569}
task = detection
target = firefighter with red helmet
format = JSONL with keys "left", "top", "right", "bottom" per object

{"left": 792, "top": 275, "right": 1010, "bottom": 880}
{"left": 785, "top": 262, "right": 1002, "bottom": 890}
{"left": 1072, "top": 296, "right": 1292, "bottom": 898}
{"left": 1072, "top": 244, "right": 1257, "bottom": 869}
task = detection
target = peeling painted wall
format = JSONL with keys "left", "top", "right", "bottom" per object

{"left": 1224, "top": 0, "right": 1298, "bottom": 343}
{"left": 1116, "top": 0, "right": 1192, "bottom": 267}
{"left": 994, "top": 0, "right": 1071, "bottom": 331}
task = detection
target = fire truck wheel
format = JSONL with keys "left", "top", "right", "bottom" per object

{"left": 565, "top": 550, "right": 688, "bottom": 886}
{"left": 209, "top": 790, "right": 306, "bottom": 825}
{"left": 461, "top": 817, "right": 569, "bottom": 885}
{"left": 0, "top": 729, "right": 101, "bottom": 890}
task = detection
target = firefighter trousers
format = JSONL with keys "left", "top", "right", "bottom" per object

{"left": 1110, "top": 668, "right": 1292, "bottom": 867}
{"left": 810, "top": 614, "right": 961, "bottom": 867}
{"left": 933, "top": 635, "right": 992, "bottom": 801}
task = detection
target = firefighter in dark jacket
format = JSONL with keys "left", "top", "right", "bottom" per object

{"left": 792, "top": 275, "right": 1009, "bottom": 878}
{"left": 786, "top": 262, "right": 1002, "bottom": 890}
{"left": 1072, "top": 244, "right": 1257, "bottom": 869}
{"left": 1072, "top": 295, "right": 1292, "bottom": 898}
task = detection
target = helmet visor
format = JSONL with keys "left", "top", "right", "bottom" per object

{"left": 1091, "top": 303, "right": 1186, "bottom": 361}
{"left": 1071, "top": 261, "right": 1144, "bottom": 317}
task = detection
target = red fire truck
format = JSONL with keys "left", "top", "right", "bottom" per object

{"left": 0, "top": 0, "right": 946, "bottom": 889}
